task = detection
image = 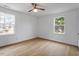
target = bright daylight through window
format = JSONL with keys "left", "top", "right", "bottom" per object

{"left": 0, "top": 12, "right": 15, "bottom": 35}
{"left": 54, "top": 16, "right": 64, "bottom": 34}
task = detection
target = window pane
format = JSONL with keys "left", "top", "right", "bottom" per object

{"left": 55, "top": 26, "right": 64, "bottom": 33}
{"left": 54, "top": 17, "right": 64, "bottom": 34}
{"left": 55, "top": 17, "right": 64, "bottom": 25}
{"left": 0, "top": 12, "right": 15, "bottom": 35}
{"left": 0, "top": 16, "right": 4, "bottom": 23}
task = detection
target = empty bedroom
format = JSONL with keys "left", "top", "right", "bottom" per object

{"left": 0, "top": 3, "right": 78, "bottom": 56}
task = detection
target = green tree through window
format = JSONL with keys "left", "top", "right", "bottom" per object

{"left": 54, "top": 17, "right": 64, "bottom": 34}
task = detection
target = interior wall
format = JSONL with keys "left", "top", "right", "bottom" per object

{"left": 0, "top": 6, "right": 78, "bottom": 47}
{"left": 77, "top": 9, "right": 79, "bottom": 47}
{"left": 37, "top": 9, "right": 78, "bottom": 46}
{"left": 0, "top": 7, "right": 37, "bottom": 47}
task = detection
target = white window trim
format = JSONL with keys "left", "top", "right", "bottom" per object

{"left": 53, "top": 16, "right": 65, "bottom": 34}
{"left": 0, "top": 12, "right": 15, "bottom": 35}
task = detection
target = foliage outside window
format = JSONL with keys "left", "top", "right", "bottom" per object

{"left": 54, "top": 16, "right": 64, "bottom": 34}
{"left": 0, "top": 12, "right": 15, "bottom": 35}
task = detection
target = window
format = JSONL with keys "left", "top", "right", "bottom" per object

{"left": 0, "top": 12, "right": 15, "bottom": 35}
{"left": 54, "top": 16, "right": 64, "bottom": 34}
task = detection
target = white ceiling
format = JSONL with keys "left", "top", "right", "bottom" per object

{"left": 0, "top": 3, "right": 79, "bottom": 16}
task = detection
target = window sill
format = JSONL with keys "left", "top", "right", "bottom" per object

{"left": 54, "top": 32, "right": 65, "bottom": 34}
{"left": 0, "top": 32, "right": 15, "bottom": 36}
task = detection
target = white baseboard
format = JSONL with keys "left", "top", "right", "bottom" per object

{"left": 38, "top": 36, "right": 78, "bottom": 47}
{"left": 0, "top": 36, "right": 36, "bottom": 47}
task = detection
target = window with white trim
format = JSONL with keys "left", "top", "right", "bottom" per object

{"left": 0, "top": 12, "right": 15, "bottom": 35}
{"left": 54, "top": 16, "right": 64, "bottom": 34}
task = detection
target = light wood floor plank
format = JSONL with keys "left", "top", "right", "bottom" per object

{"left": 0, "top": 38, "right": 78, "bottom": 56}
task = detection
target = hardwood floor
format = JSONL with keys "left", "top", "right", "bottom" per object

{"left": 0, "top": 38, "right": 78, "bottom": 56}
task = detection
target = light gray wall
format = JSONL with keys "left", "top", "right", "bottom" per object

{"left": 77, "top": 9, "right": 79, "bottom": 47}
{"left": 77, "top": 9, "right": 79, "bottom": 34}
{"left": 0, "top": 7, "right": 37, "bottom": 47}
{"left": 37, "top": 9, "right": 78, "bottom": 46}
{"left": 0, "top": 6, "right": 78, "bottom": 47}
